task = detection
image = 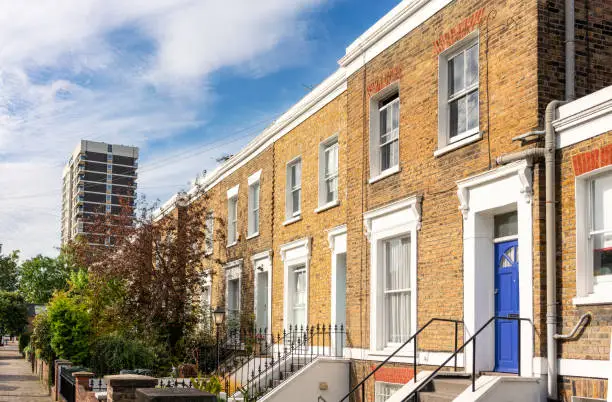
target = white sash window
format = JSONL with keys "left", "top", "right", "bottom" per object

{"left": 383, "top": 236, "right": 411, "bottom": 345}
{"left": 379, "top": 96, "right": 399, "bottom": 172}
{"left": 291, "top": 265, "right": 307, "bottom": 328}
{"left": 590, "top": 173, "right": 612, "bottom": 282}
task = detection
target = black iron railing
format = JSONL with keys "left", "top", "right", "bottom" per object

{"left": 89, "top": 377, "right": 106, "bottom": 392}
{"left": 403, "top": 316, "right": 531, "bottom": 402}
{"left": 220, "top": 324, "right": 346, "bottom": 401}
{"left": 339, "top": 318, "right": 463, "bottom": 402}
{"left": 59, "top": 366, "right": 84, "bottom": 402}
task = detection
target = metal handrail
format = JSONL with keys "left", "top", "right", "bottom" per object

{"left": 339, "top": 318, "right": 463, "bottom": 402}
{"left": 402, "top": 316, "right": 532, "bottom": 401}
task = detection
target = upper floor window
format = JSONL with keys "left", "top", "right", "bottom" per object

{"left": 319, "top": 136, "right": 339, "bottom": 207}
{"left": 369, "top": 85, "right": 400, "bottom": 182}
{"left": 286, "top": 158, "right": 302, "bottom": 220}
{"left": 379, "top": 95, "right": 399, "bottom": 172}
{"left": 437, "top": 34, "right": 480, "bottom": 152}
{"left": 248, "top": 181, "right": 260, "bottom": 237}
{"left": 227, "top": 185, "right": 239, "bottom": 245}
{"left": 204, "top": 211, "right": 214, "bottom": 254}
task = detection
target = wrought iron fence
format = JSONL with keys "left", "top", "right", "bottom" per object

{"left": 59, "top": 366, "right": 78, "bottom": 402}
{"left": 219, "top": 324, "right": 346, "bottom": 401}
{"left": 157, "top": 378, "right": 193, "bottom": 388}
{"left": 89, "top": 378, "right": 106, "bottom": 392}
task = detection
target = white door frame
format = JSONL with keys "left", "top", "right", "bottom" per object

{"left": 457, "top": 160, "right": 534, "bottom": 376}
{"left": 252, "top": 250, "right": 272, "bottom": 333}
{"left": 280, "top": 237, "right": 311, "bottom": 331}
{"left": 328, "top": 225, "right": 347, "bottom": 353}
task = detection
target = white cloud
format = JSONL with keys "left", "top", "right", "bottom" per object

{"left": 0, "top": 0, "right": 326, "bottom": 259}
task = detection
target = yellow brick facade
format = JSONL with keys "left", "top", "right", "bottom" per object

{"left": 156, "top": 0, "right": 612, "bottom": 399}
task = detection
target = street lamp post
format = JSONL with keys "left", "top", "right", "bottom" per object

{"left": 213, "top": 306, "right": 226, "bottom": 371}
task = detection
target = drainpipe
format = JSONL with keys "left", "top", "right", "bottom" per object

{"left": 565, "top": 0, "right": 576, "bottom": 101}
{"left": 496, "top": 100, "right": 564, "bottom": 400}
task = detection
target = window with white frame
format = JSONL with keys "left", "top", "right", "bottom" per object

{"left": 205, "top": 211, "right": 214, "bottom": 254}
{"left": 290, "top": 265, "right": 307, "bottom": 327}
{"left": 589, "top": 172, "right": 612, "bottom": 282}
{"left": 438, "top": 35, "right": 479, "bottom": 148}
{"left": 374, "top": 382, "right": 403, "bottom": 402}
{"left": 248, "top": 181, "right": 260, "bottom": 237}
{"left": 286, "top": 159, "right": 302, "bottom": 219}
{"left": 382, "top": 236, "right": 411, "bottom": 345}
{"left": 378, "top": 95, "right": 399, "bottom": 173}
{"left": 227, "top": 196, "right": 238, "bottom": 245}
{"left": 319, "top": 137, "right": 339, "bottom": 207}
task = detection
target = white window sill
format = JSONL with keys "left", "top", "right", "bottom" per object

{"left": 204, "top": 251, "right": 213, "bottom": 257}
{"left": 573, "top": 292, "right": 612, "bottom": 306}
{"left": 368, "top": 165, "right": 401, "bottom": 184}
{"left": 283, "top": 216, "right": 302, "bottom": 226}
{"left": 315, "top": 200, "right": 340, "bottom": 213}
{"left": 226, "top": 241, "right": 238, "bottom": 248}
{"left": 246, "top": 232, "right": 259, "bottom": 240}
{"left": 434, "top": 131, "right": 483, "bottom": 157}
{"left": 368, "top": 347, "right": 414, "bottom": 360}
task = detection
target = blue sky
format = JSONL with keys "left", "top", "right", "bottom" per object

{"left": 0, "top": 0, "right": 398, "bottom": 258}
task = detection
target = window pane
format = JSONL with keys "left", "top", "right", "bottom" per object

{"left": 466, "top": 44, "right": 479, "bottom": 87}
{"left": 380, "top": 107, "right": 388, "bottom": 139}
{"left": 386, "top": 292, "right": 410, "bottom": 344}
{"left": 593, "top": 233, "right": 612, "bottom": 277}
{"left": 592, "top": 174, "right": 612, "bottom": 278}
{"left": 326, "top": 177, "right": 337, "bottom": 203}
{"left": 392, "top": 100, "right": 399, "bottom": 130}
{"left": 448, "top": 53, "right": 464, "bottom": 95}
{"left": 385, "top": 237, "right": 410, "bottom": 290}
{"left": 295, "top": 162, "right": 301, "bottom": 187}
{"left": 380, "top": 143, "right": 391, "bottom": 171}
{"left": 292, "top": 189, "right": 301, "bottom": 214}
{"left": 449, "top": 97, "right": 466, "bottom": 138}
{"left": 592, "top": 174, "right": 612, "bottom": 231}
{"left": 467, "top": 91, "right": 479, "bottom": 130}
{"left": 494, "top": 211, "right": 518, "bottom": 238}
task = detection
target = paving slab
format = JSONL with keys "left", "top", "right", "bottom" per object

{"left": 0, "top": 341, "right": 52, "bottom": 402}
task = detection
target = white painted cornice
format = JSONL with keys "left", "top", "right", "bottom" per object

{"left": 363, "top": 195, "right": 423, "bottom": 240}
{"left": 456, "top": 160, "right": 531, "bottom": 219}
{"left": 279, "top": 237, "right": 311, "bottom": 262}
{"left": 327, "top": 225, "right": 347, "bottom": 250}
{"left": 339, "top": 0, "right": 429, "bottom": 67}
{"left": 554, "top": 85, "right": 612, "bottom": 148}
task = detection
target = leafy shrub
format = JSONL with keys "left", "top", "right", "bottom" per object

{"left": 47, "top": 292, "right": 91, "bottom": 364}
{"left": 18, "top": 333, "right": 31, "bottom": 355}
{"left": 88, "top": 334, "right": 156, "bottom": 376}
{"left": 31, "top": 312, "right": 54, "bottom": 362}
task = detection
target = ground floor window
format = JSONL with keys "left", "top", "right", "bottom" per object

{"left": 382, "top": 236, "right": 411, "bottom": 345}
{"left": 375, "top": 382, "right": 403, "bottom": 402}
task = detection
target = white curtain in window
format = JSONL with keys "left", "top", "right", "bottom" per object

{"left": 384, "top": 237, "right": 411, "bottom": 344}
{"left": 592, "top": 174, "right": 612, "bottom": 278}
{"left": 249, "top": 183, "right": 260, "bottom": 235}
{"left": 292, "top": 267, "right": 307, "bottom": 327}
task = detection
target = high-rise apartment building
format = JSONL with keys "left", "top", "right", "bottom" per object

{"left": 61, "top": 140, "right": 139, "bottom": 245}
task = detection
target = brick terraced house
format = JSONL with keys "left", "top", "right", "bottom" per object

{"left": 154, "top": 0, "right": 611, "bottom": 400}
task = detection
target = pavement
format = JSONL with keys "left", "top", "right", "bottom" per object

{"left": 0, "top": 341, "right": 52, "bottom": 402}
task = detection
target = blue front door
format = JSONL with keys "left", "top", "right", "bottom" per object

{"left": 494, "top": 240, "right": 519, "bottom": 373}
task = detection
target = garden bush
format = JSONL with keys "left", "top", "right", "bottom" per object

{"left": 31, "top": 312, "right": 54, "bottom": 362}
{"left": 18, "top": 333, "right": 30, "bottom": 355}
{"left": 88, "top": 334, "right": 156, "bottom": 376}
{"left": 47, "top": 292, "right": 91, "bottom": 364}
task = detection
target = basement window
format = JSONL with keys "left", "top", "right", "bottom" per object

{"left": 375, "top": 382, "right": 403, "bottom": 402}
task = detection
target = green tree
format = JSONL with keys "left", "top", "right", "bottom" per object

{"left": 19, "top": 253, "right": 73, "bottom": 304}
{"left": 0, "top": 291, "right": 28, "bottom": 336}
{"left": 0, "top": 250, "right": 20, "bottom": 292}
{"left": 47, "top": 291, "right": 91, "bottom": 364}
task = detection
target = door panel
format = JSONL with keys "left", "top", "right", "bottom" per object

{"left": 494, "top": 240, "right": 519, "bottom": 373}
